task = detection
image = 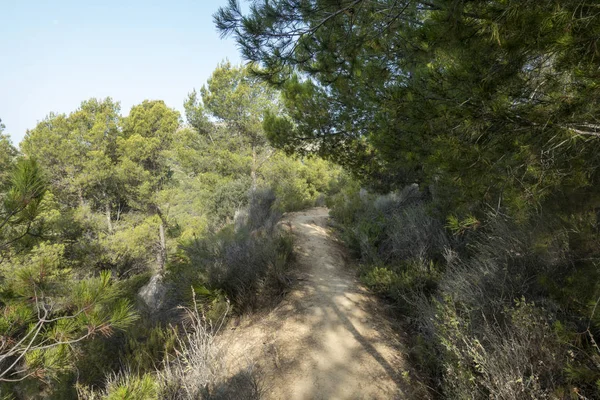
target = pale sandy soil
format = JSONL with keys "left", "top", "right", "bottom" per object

{"left": 220, "top": 208, "right": 428, "bottom": 400}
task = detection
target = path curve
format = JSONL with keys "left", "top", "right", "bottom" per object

{"left": 223, "top": 208, "right": 424, "bottom": 399}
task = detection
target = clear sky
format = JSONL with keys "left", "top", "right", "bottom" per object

{"left": 0, "top": 0, "right": 242, "bottom": 145}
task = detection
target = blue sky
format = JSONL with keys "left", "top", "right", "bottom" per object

{"left": 0, "top": 0, "right": 242, "bottom": 145}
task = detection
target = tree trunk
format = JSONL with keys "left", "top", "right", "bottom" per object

{"left": 157, "top": 221, "right": 166, "bottom": 273}
{"left": 153, "top": 204, "right": 168, "bottom": 273}
{"left": 251, "top": 145, "right": 257, "bottom": 193}
{"left": 105, "top": 202, "right": 113, "bottom": 233}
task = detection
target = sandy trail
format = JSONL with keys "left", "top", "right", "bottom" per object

{"left": 222, "top": 208, "right": 422, "bottom": 399}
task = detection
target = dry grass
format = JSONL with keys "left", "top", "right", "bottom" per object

{"left": 158, "top": 297, "right": 263, "bottom": 400}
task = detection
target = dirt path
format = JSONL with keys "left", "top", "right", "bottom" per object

{"left": 222, "top": 208, "right": 424, "bottom": 399}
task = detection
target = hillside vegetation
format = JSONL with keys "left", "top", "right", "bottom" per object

{"left": 217, "top": 0, "right": 600, "bottom": 398}
{"left": 0, "top": 63, "right": 340, "bottom": 398}
{"left": 3, "top": 0, "right": 600, "bottom": 398}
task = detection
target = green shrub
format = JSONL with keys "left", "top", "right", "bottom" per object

{"left": 77, "top": 372, "right": 158, "bottom": 400}
{"left": 206, "top": 177, "right": 251, "bottom": 227}
{"left": 124, "top": 325, "right": 178, "bottom": 373}
{"left": 263, "top": 153, "right": 342, "bottom": 212}
{"left": 362, "top": 266, "right": 399, "bottom": 294}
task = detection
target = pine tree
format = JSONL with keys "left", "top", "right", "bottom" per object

{"left": 119, "top": 100, "right": 180, "bottom": 272}
{"left": 0, "top": 159, "right": 137, "bottom": 384}
{"left": 0, "top": 120, "right": 17, "bottom": 191}
{"left": 216, "top": 0, "right": 600, "bottom": 216}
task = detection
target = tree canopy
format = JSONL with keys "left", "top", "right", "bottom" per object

{"left": 0, "top": 64, "right": 342, "bottom": 396}
{"left": 0, "top": 120, "right": 17, "bottom": 189}
{"left": 216, "top": 0, "right": 600, "bottom": 217}
{"left": 184, "top": 62, "right": 281, "bottom": 189}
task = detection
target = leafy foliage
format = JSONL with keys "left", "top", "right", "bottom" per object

{"left": 0, "top": 158, "right": 47, "bottom": 258}
{"left": 0, "top": 122, "right": 17, "bottom": 190}
{"left": 217, "top": 3, "right": 600, "bottom": 397}
{"left": 1, "top": 60, "right": 338, "bottom": 397}
{"left": 329, "top": 183, "right": 600, "bottom": 398}
{"left": 217, "top": 0, "right": 600, "bottom": 214}
{"left": 180, "top": 188, "right": 295, "bottom": 312}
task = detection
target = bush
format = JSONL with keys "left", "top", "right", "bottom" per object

{"left": 78, "top": 300, "right": 263, "bottom": 400}
{"left": 329, "top": 181, "right": 600, "bottom": 398}
{"left": 157, "top": 301, "right": 228, "bottom": 399}
{"left": 77, "top": 372, "right": 158, "bottom": 400}
{"left": 382, "top": 206, "right": 448, "bottom": 264}
{"left": 329, "top": 183, "right": 446, "bottom": 265}
{"left": 247, "top": 188, "right": 280, "bottom": 232}
{"left": 362, "top": 266, "right": 400, "bottom": 294}
{"left": 158, "top": 301, "right": 262, "bottom": 400}
{"left": 184, "top": 229, "right": 293, "bottom": 311}
{"left": 262, "top": 153, "right": 342, "bottom": 212}
{"left": 206, "top": 177, "right": 252, "bottom": 228}
{"left": 179, "top": 187, "right": 293, "bottom": 312}
{"left": 437, "top": 299, "right": 566, "bottom": 399}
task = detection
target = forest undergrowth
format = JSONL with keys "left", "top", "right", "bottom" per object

{"left": 328, "top": 179, "right": 600, "bottom": 399}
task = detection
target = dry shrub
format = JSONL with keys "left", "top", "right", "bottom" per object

{"left": 159, "top": 299, "right": 263, "bottom": 400}
{"left": 247, "top": 188, "right": 280, "bottom": 233}
{"left": 77, "top": 297, "right": 263, "bottom": 400}
{"left": 184, "top": 187, "right": 293, "bottom": 311}
{"left": 330, "top": 184, "right": 446, "bottom": 265}
{"left": 372, "top": 183, "right": 423, "bottom": 213}
{"left": 440, "top": 215, "right": 568, "bottom": 327}
{"left": 431, "top": 216, "right": 573, "bottom": 399}
{"left": 437, "top": 299, "right": 566, "bottom": 400}
{"left": 331, "top": 182, "right": 600, "bottom": 398}
{"left": 381, "top": 205, "right": 448, "bottom": 263}
{"left": 158, "top": 303, "right": 227, "bottom": 399}
{"left": 186, "top": 230, "right": 292, "bottom": 311}
{"left": 331, "top": 184, "right": 584, "bottom": 397}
